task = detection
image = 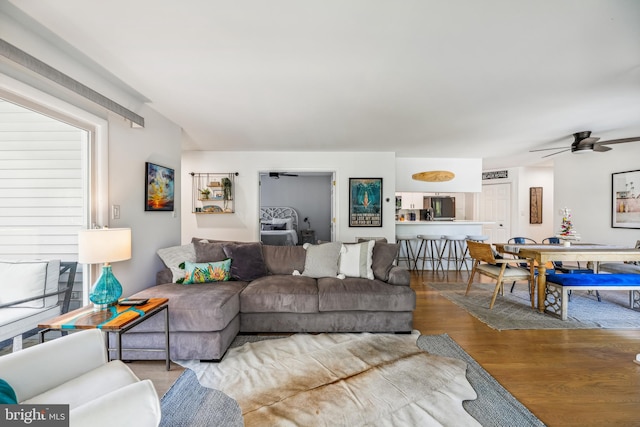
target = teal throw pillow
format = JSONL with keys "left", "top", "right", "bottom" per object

{"left": 178, "top": 259, "right": 231, "bottom": 284}
{"left": 0, "top": 379, "right": 17, "bottom": 404}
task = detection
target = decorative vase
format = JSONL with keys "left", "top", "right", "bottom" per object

{"left": 89, "top": 265, "right": 123, "bottom": 309}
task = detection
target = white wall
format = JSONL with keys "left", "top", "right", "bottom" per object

{"left": 517, "top": 166, "right": 554, "bottom": 243}
{"left": 108, "top": 106, "right": 182, "bottom": 295}
{"left": 554, "top": 143, "right": 640, "bottom": 245}
{"left": 396, "top": 158, "right": 482, "bottom": 192}
{"left": 182, "top": 151, "right": 396, "bottom": 244}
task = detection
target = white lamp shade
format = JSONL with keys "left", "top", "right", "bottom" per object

{"left": 78, "top": 228, "right": 132, "bottom": 264}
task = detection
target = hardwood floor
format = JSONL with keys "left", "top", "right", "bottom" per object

{"left": 129, "top": 270, "right": 640, "bottom": 427}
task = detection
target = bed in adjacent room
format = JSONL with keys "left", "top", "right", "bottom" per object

{"left": 260, "top": 206, "right": 299, "bottom": 246}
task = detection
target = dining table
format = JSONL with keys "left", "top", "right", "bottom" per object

{"left": 493, "top": 243, "right": 640, "bottom": 313}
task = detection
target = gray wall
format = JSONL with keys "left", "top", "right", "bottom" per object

{"left": 260, "top": 174, "right": 332, "bottom": 243}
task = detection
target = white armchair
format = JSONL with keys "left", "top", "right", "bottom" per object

{"left": 0, "top": 329, "right": 161, "bottom": 427}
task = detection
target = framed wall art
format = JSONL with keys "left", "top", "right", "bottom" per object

{"left": 612, "top": 169, "right": 640, "bottom": 229}
{"left": 349, "top": 178, "right": 382, "bottom": 227}
{"left": 529, "top": 187, "right": 543, "bottom": 224}
{"left": 145, "top": 162, "right": 175, "bottom": 211}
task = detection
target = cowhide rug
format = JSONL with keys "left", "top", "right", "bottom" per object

{"left": 178, "top": 332, "right": 480, "bottom": 426}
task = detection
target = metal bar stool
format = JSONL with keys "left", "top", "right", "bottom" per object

{"left": 415, "top": 234, "right": 444, "bottom": 273}
{"left": 439, "top": 235, "right": 469, "bottom": 272}
{"left": 464, "top": 235, "right": 489, "bottom": 271}
{"left": 395, "top": 235, "right": 417, "bottom": 271}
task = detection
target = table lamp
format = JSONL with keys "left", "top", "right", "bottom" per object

{"left": 78, "top": 228, "right": 131, "bottom": 310}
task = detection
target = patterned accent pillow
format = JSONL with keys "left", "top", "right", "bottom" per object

{"left": 178, "top": 259, "right": 231, "bottom": 284}
{"left": 339, "top": 240, "right": 375, "bottom": 279}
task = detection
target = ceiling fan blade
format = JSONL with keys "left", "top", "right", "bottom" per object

{"left": 529, "top": 147, "right": 569, "bottom": 153}
{"left": 598, "top": 136, "right": 640, "bottom": 145}
{"left": 593, "top": 144, "right": 612, "bottom": 152}
{"left": 576, "top": 137, "right": 600, "bottom": 145}
{"left": 541, "top": 148, "right": 571, "bottom": 158}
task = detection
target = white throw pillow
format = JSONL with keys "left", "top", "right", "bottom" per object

{"left": 339, "top": 240, "right": 375, "bottom": 279}
{"left": 157, "top": 244, "right": 196, "bottom": 282}
{"left": 0, "top": 259, "right": 60, "bottom": 308}
{"left": 301, "top": 242, "right": 343, "bottom": 278}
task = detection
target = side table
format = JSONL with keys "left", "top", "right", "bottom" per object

{"left": 38, "top": 298, "right": 171, "bottom": 370}
{"left": 301, "top": 229, "right": 316, "bottom": 245}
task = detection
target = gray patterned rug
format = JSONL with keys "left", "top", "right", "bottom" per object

{"left": 429, "top": 281, "right": 640, "bottom": 329}
{"left": 160, "top": 334, "right": 544, "bottom": 426}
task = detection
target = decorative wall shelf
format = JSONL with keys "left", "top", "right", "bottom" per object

{"left": 190, "top": 172, "right": 238, "bottom": 214}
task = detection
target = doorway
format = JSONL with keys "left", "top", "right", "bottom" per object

{"left": 259, "top": 172, "right": 335, "bottom": 244}
{"left": 480, "top": 183, "right": 511, "bottom": 243}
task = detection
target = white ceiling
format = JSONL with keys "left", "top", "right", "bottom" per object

{"left": 7, "top": 1, "right": 640, "bottom": 169}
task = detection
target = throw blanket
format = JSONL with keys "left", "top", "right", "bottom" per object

{"left": 180, "top": 332, "right": 480, "bottom": 426}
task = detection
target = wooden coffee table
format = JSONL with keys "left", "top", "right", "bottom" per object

{"left": 38, "top": 298, "right": 170, "bottom": 370}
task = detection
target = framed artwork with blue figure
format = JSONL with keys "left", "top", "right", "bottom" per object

{"left": 349, "top": 178, "right": 382, "bottom": 227}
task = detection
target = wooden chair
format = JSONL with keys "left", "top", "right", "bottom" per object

{"left": 465, "top": 240, "right": 534, "bottom": 309}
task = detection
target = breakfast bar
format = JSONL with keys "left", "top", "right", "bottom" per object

{"left": 396, "top": 221, "right": 494, "bottom": 270}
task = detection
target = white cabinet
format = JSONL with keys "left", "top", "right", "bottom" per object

{"left": 398, "top": 192, "right": 425, "bottom": 210}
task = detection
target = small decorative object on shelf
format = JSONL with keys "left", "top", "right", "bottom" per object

{"left": 557, "top": 207, "right": 580, "bottom": 241}
{"left": 191, "top": 172, "right": 238, "bottom": 214}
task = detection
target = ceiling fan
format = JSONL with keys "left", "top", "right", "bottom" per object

{"left": 530, "top": 131, "right": 640, "bottom": 158}
{"left": 268, "top": 172, "right": 299, "bottom": 179}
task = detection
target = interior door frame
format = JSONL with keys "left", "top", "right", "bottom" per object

{"left": 258, "top": 170, "right": 337, "bottom": 243}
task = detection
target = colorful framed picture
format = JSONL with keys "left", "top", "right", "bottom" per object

{"left": 349, "top": 178, "right": 382, "bottom": 227}
{"left": 145, "top": 162, "right": 175, "bottom": 211}
{"left": 612, "top": 169, "right": 640, "bottom": 228}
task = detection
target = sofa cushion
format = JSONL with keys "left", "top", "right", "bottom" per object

{"left": 301, "top": 242, "right": 342, "bottom": 278}
{"left": 223, "top": 242, "right": 268, "bottom": 281}
{"left": 240, "top": 275, "right": 319, "bottom": 313}
{"left": 0, "top": 259, "right": 60, "bottom": 308}
{"left": 128, "top": 282, "right": 246, "bottom": 332}
{"left": 372, "top": 242, "right": 400, "bottom": 281}
{"left": 317, "top": 277, "right": 416, "bottom": 312}
{"left": 179, "top": 259, "right": 231, "bottom": 284}
{"left": 262, "top": 245, "right": 306, "bottom": 275}
{"left": 338, "top": 240, "right": 375, "bottom": 279}
{"left": 599, "top": 263, "right": 640, "bottom": 274}
{"left": 193, "top": 240, "right": 227, "bottom": 263}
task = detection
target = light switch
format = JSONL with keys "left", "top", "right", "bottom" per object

{"left": 112, "top": 205, "right": 120, "bottom": 219}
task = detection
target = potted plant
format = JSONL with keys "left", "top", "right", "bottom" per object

{"left": 199, "top": 188, "right": 211, "bottom": 200}
{"left": 222, "top": 177, "right": 232, "bottom": 210}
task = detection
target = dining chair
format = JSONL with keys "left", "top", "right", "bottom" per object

{"left": 541, "top": 237, "right": 593, "bottom": 274}
{"left": 465, "top": 240, "right": 534, "bottom": 309}
{"left": 542, "top": 236, "right": 597, "bottom": 302}
{"left": 507, "top": 237, "right": 538, "bottom": 292}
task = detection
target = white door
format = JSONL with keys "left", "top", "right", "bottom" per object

{"left": 480, "top": 183, "right": 511, "bottom": 244}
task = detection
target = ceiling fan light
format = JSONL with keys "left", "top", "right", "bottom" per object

{"left": 572, "top": 145, "right": 593, "bottom": 154}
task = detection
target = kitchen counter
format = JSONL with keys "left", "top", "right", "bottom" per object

{"left": 396, "top": 220, "right": 493, "bottom": 225}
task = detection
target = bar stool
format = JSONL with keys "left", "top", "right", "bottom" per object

{"left": 439, "top": 235, "right": 469, "bottom": 272}
{"left": 415, "top": 234, "right": 444, "bottom": 273}
{"left": 464, "top": 235, "right": 490, "bottom": 270}
{"left": 395, "top": 235, "right": 417, "bottom": 271}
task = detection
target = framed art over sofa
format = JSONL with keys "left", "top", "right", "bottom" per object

{"left": 349, "top": 178, "right": 382, "bottom": 227}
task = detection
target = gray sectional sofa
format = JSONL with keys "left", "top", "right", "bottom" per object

{"left": 600, "top": 240, "right": 640, "bottom": 274}
{"left": 119, "top": 239, "right": 415, "bottom": 361}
